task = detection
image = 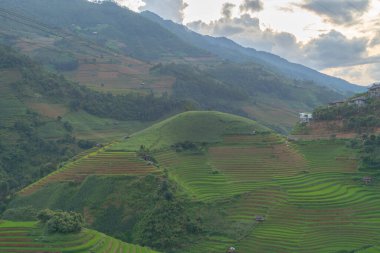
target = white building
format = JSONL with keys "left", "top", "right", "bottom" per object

{"left": 349, "top": 96, "right": 367, "bottom": 107}
{"left": 299, "top": 113, "right": 313, "bottom": 123}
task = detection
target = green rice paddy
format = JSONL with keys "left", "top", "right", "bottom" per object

{"left": 12, "top": 112, "right": 380, "bottom": 252}
{"left": 0, "top": 220, "right": 159, "bottom": 253}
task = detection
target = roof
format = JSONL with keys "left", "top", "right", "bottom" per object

{"left": 369, "top": 83, "right": 380, "bottom": 90}
{"left": 329, "top": 101, "right": 345, "bottom": 105}
{"left": 350, "top": 96, "right": 367, "bottom": 102}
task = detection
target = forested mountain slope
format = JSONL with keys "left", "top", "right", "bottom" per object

{"left": 0, "top": 0, "right": 206, "bottom": 61}
{"left": 0, "top": 0, "right": 351, "bottom": 133}
{"left": 0, "top": 44, "right": 183, "bottom": 212}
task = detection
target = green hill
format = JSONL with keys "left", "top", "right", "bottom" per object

{"left": 8, "top": 111, "right": 380, "bottom": 252}
{"left": 110, "top": 111, "right": 269, "bottom": 151}
{"left": 0, "top": 220, "right": 159, "bottom": 253}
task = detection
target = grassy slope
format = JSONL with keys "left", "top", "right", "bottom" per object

{"left": 9, "top": 111, "right": 380, "bottom": 253}
{"left": 109, "top": 111, "right": 269, "bottom": 151}
{"left": 0, "top": 220, "right": 159, "bottom": 253}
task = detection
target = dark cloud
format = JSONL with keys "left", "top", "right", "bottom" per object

{"left": 139, "top": 0, "right": 188, "bottom": 23}
{"left": 221, "top": 2, "right": 236, "bottom": 19}
{"left": 300, "top": 0, "right": 370, "bottom": 25}
{"left": 240, "top": 0, "right": 264, "bottom": 13}
{"left": 303, "top": 30, "right": 370, "bottom": 68}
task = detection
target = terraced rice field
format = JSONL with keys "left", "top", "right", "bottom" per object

{"left": 20, "top": 147, "right": 160, "bottom": 196}
{"left": 154, "top": 136, "right": 380, "bottom": 253}
{"left": 0, "top": 220, "right": 159, "bottom": 253}
{"left": 0, "top": 70, "right": 26, "bottom": 128}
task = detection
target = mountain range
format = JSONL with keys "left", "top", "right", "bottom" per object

{"left": 0, "top": 0, "right": 366, "bottom": 133}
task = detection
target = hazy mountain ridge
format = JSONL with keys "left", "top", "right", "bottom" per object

{"left": 141, "top": 11, "right": 365, "bottom": 96}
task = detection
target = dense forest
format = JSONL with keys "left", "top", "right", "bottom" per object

{"left": 349, "top": 135, "right": 380, "bottom": 170}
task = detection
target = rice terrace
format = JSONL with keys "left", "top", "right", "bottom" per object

{"left": 1, "top": 0, "right": 380, "bottom": 252}
{"left": 0, "top": 220, "right": 159, "bottom": 252}
{"left": 4, "top": 111, "right": 380, "bottom": 252}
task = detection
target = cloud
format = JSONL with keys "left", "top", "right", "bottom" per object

{"left": 369, "top": 64, "right": 380, "bottom": 80}
{"left": 302, "top": 30, "right": 369, "bottom": 68}
{"left": 299, "top": 0, "right": 370, "bottom": 25}
{"left": 370, "top": 31, "right": 380, "bottom": 47}
{"left": 187, "top": 14, "right": 303, "bottom": 60}
{"left": 188, "top": 13, "right": 380, "bottom": 74}
{"left": 139, "top": 0, "right": 188, "bottom": 23}
{"left": 239, "top": 0, "right": 264, "bottom": 13}
{"left": 324, "top": 62, "right": 380, "bottom": 85}
{"left": 221, "top": 2, "right": 236, "bottom": 19}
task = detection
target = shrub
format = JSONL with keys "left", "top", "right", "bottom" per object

{"left": 37, "top": 209, "right": 83, "bottom": 234}
{"left": 37, "top": 209, "right": 55, "bottom": 223}
{"left": 2, "top": 207, "right": 38, "bottom": 221}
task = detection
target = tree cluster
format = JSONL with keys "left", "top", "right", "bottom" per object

{"left": 38, "top": 209, "right": 84, "bottom": 234}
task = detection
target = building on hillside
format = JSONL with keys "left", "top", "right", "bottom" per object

{"left": 369, "top": 83, "right": 380, "bottom": 98}
{"left": 349, "top": 96, "right": 367, "bottom": 107}
{"left": 255, "top": 215, "right": 265, "bottom": 222}
{"left": 299, "top": 113, "right": 313, "bottom": 123}
{"left": 328, "top": 101, "right": 345, "bottom": 107}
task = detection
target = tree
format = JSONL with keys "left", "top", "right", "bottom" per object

{"left": 37, "top": 209, "right": 84, "bottom": 234}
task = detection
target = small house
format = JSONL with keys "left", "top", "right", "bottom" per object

{"left": 299, "top": 113, "right": 313, "bottom": 123}
{"left": 363, "top": 176, "right": 372, "bottom": 184}
{"left": 369, "top": 83, "right": 380, "bottom": 98}
{"left": 255, "top": 215, "right": 265, "bottom": 222}
{"left": 349, "top": 96, "right": 367, "bottom": 107}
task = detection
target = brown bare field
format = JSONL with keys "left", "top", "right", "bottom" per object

{"left": 293, "top": 120, "right": 380, "bottom": 140}
{"left": 26, "top": 102, "right": 67, "bottom": 118}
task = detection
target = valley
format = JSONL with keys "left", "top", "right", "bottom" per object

{"left": 0, "top": 0, "right": 379, "bottom": 252}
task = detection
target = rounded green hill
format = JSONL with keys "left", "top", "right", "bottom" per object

{"left": 110, "top": 111, "right": 269, "bottom": 151}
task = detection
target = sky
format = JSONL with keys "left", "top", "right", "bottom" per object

{"left": 114, "top": 0, "right": 380, "bottom": 86}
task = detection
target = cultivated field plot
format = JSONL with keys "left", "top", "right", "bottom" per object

{"left": 19, "top": 148, "right": 160, "bottom": 196}
{"left": 67, "top": 60, "right": 175, "bottom": 96}
{"left": 155, "top": 136, "right": 380, "bottom": 253}
{"left": 0, "top": 70, "right": 26, "bottom": 128}
{"left": 0, "top": 220, "right": 159, "bottom": 253}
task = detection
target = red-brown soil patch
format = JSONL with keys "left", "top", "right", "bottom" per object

{"left": 26, "top": 103, "right": 67, "bottom": 118}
